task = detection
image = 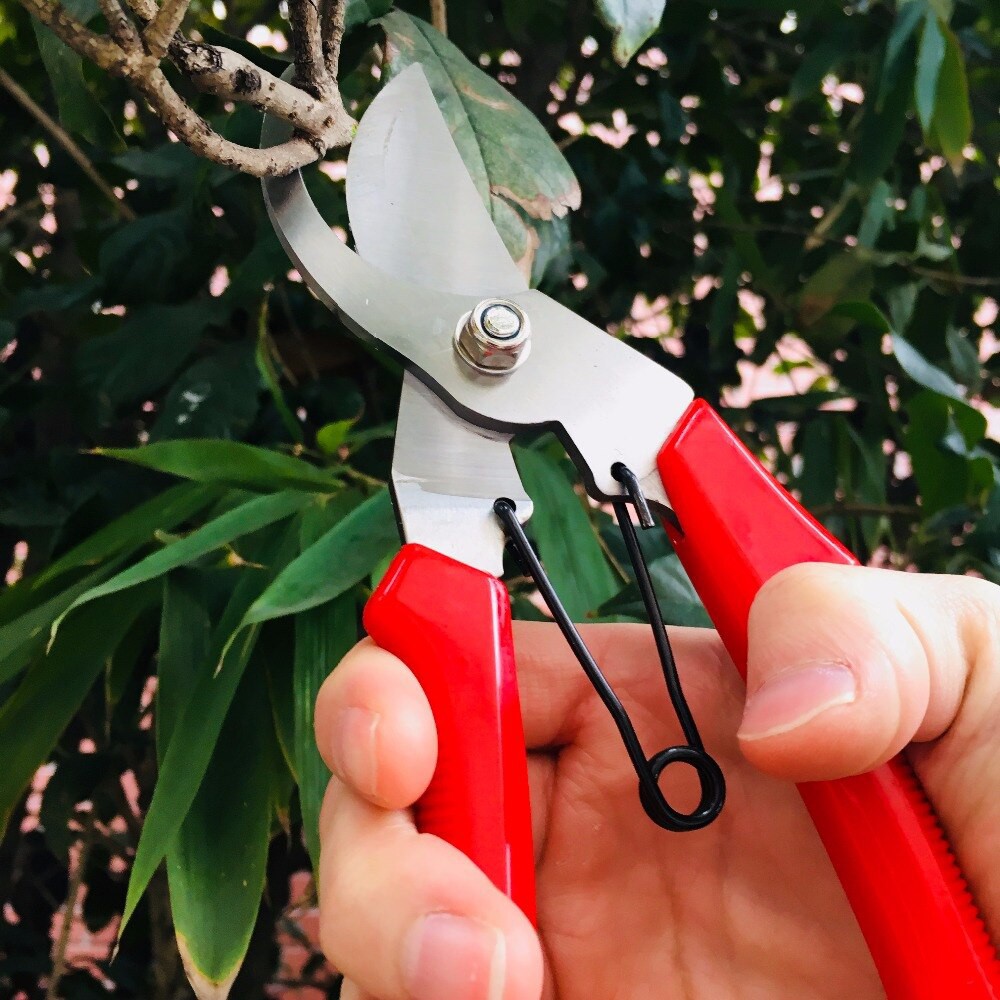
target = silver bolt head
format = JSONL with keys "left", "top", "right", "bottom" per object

{"left": 455, "top": 299, "right": 531, "bottom": 375}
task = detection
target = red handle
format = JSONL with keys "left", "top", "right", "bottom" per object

{"left": 658, "top": 400, "right": 999, "bottom": 998}
{"left": 363, "top": 543, "right": 536, "bottom": 924}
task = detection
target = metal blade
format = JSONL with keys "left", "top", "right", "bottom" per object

{"left": 347, "top": 64, "right": 527, "bottom": 298}
{"left": 348, "top": 64, "right": 531, "bottom": 575}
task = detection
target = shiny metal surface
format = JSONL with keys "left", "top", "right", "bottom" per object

{"left": 347, "top": 64, "right": 531, "bottom": 576}
{"left": 261, "top": 66, "right": 694, "bottom": 507}
{"left": 454, "top": 299, "right": 531, "bottom": 374}
{"left": 392, "top": 375, "right": 531, "bottom": 576}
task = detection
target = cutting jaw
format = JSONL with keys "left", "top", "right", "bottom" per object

{"left": 261, "top": 66, "right": 694, "bottom": 513}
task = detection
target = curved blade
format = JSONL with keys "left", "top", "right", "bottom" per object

{"left": 261, "top": 70, "right": 694, "bottom": 509}
{"left": 348, "top": 64, "right": 530, "bottom": 576}
{"left": 347, "top": 64, "right": 526, "bottom": 297}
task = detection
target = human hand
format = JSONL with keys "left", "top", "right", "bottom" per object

{"left": 313, "top": 565, "right": 1000, "bottom": 999}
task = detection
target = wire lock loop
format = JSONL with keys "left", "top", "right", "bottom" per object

{"left": 494, "top": 467, "right": 725, "bottom": 833}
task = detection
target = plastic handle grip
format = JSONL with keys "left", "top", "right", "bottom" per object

{"left": 363, "top": 543, "right": 536, "bottom": 924}
{"left": 658, "top": 400, "right": 999, "bottom": 998}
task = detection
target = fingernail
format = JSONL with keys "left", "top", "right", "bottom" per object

{"left": 403, "top": 913, "right": 506, "bottom": 1000}
{"left": 738, "top": 663, "right": 857, "bottom": 741}
{"left": 332, "top": 707, "right": 379, "bottom": 796}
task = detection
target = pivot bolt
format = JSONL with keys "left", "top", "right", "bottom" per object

{"left": 455, "top": 299, "right": 531, "bottom": 375}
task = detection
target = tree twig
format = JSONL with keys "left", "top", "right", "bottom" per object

{"left": 288, "top": 0, "right": 330, "bottom": 97}
{"left": 0, "top": 67, "right": 137, "bottom": 221}
{"left": 321, "top": 0, "right": 346, "bottom": 80}
{"left": 144, "top": 0, "right": 191, "bottom": 59}
{"left": 17, "top": 0, "right": 355, "bottom": 177}
{"left": 430, "top": 0, "right": 447, "bottom": 36}
{"left": 45, "top": 815, "right": 95, "bottom": 1000}
{"left": 99, "top": 0, "right": 141, "bottom": 50}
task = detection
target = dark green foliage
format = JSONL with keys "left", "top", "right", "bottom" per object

{"left": 1, "top": 0, "right": 999, "bottom": 995}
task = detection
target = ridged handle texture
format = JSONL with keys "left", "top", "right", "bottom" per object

{"left": 363, "top": 543, "right": 536, "bottom": 924}
{"left": 658, "top": 400, "right": 999, "bottom": 998}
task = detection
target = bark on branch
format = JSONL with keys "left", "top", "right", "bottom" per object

{"left": 17, "top": 0, "right": 356, "bottom": 177}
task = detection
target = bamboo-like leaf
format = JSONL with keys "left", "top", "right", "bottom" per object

{"left": 294, "top": 594, "right": 357, "bottom": 872}
{"left": 236, "top": 489, "right": 397, "bottom": 628}
{"left": 35, "top": 483, "right": 218, "bottom": 589}
{"left": 52, "top": 491, "right": 312, "bottom": 641}
{"left": 0, "top": 559, "right": 126, "bottom": 688}
{"left": 915, "top": 13, "right": 945, "bottom": 133}
{"left": 514, "top": 447, "right": 619, "bottom": 621}
{"left": 121, "top": 523, "right": 299, "bottom": 935}
{"left": 930, "top": 24, "right": 972, "bottom": 171}
{"left": 96, "top": 439, "right": 340, "bottom": 493}
{"left": 163, "top": 602, "right": 274, "bottom": 1000}
{"left": 0, "top": 584, "right": 158, "bottom": 834}
{"left": 293, "top": 501, "right": 362, "bottom": 870}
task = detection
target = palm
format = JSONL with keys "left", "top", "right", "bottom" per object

{"left": 528, "top": 624, "right": 881, "bottom": 998}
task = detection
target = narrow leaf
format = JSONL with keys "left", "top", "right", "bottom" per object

{"left": 930, "top": 25, "right": 972, "bottom": 171}
{"left": 238, "top": 489, "right": 397, "bottom": 628}
{"left": 595, "top": 0, "right": 666, "bottom": 66}
{"left": 295, "top": 594, "right": 357, "bottom": 872}
{"left": 121, "top": 524, "right": 299, "bottom": 934}
{"left": 893, "top": 335, "right": 966, "bottom": 400}
{"left": 915, "top": 13, "right": 946, "bottom": 132}
{"left": 0, "top": 585, "right": 157, "bottom": 834}
{"left": 52, "top": 491, "right": 311, "bottom": 641}
{"left": 167, "top": 652, "right": 275, "bottom": 999}
{"left": 35, "top": 483, "right": 217, "bottom": 588}
{"left": 514, "top": 448, "right": 619, "bottom": 621}
{"left": 96, "top": 440, "right": 339, "bottom": 493}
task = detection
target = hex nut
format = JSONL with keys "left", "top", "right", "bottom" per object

{"left": 454, "top": 299, "right": 531, "bottom": 374}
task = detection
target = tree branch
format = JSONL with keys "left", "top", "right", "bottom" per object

{"left": 19, "top": 0, "right": 129, "bottom": 71}
{"left": 133, "top": 64, "right": 349, "bottom": 175}
{"left": 17, "top": 0, "right": 356, "bottom": 177}
{"left": 0, "top": 67, "right": 137, "bottom": 220}
{"left": 288, "top": 0, "right": 330, "bottom": 97}
{"left": 321, "top": 0, "right": 346, "bottom": 80}
{"left": 144, "top": 0, "right": 190, "bottom": 59}
{"left": 99, "top": 0, "right": 141, "bottom": 50}
{"left": 44, "top": 815, "right": 95, "bottom": 1000}
{"left": 430, "top": 0, "right": 447, "bottom": 36}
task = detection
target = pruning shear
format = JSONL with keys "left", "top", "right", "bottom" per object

{"left": 262, "top": 66, "right": 999, "bottom": 997}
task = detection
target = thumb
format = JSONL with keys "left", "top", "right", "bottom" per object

{"left": 737, "top": 563, "right": 1000, "bottom": 781}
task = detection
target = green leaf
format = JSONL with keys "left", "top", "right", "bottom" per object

{"left": 30, "top": 0, "right": 114, "bottom": 145}
{"left": 121, "top": 523, "right": 299, "bottom": 934}
{"left": 236, "top": 489, "right": 397, "bottom": 632}
{"left": 77, "top": 303, "right": 224, "bottom": 412}
{"left": 152, "top": 342, "right": 261, "bottom": 441}
{"left": 295, "top": 592, "right": 357, "bottom": 872}
{"left": 648, "top": 555, "right": 711, "bottom": 627}
{"left": 893, "top": 334, "right": 966, "bottom": 399}
{"left": 514, "top": 447, "right": 619, "bottom": 621}
{"left": 0, "top": 560, "right": 124, "bottom": 688}
{"left": 98, "top": 210, "right": 190, "bottom": 303}
{"left": 905, "top": 390, "right": 989, "bottom": 514}
{"left": 166, "top": 649, "right": 275, "bottom": 997}
{"left": 930, "top": 25, "right": 972, "bottom": 170}
{"left": 52, "top": 490, "right": 312, "bottom": 639}
{"left": 857, "top": 179, "right": 893, "bottom": 248}
{"left": 317, "top": 419, "right": 358, "bottom": 455}
{"left": 35, "top": 483, "right": 218, "bottom": 589}
{"left": 0, "top": 584, "right": 157, "bottom": 834}
{"left": 826, "top": 300, "right": 892, "bottom": 332}
{"left": 915, "top": 13, "right": 946, "bottom": 132}
{"left": 854, "top": 53, "right": 914, "bottom": 184}
{"left": 96, "top": 439, "right": 339, "bottom": 492}
{"left": 946, "top": 328, "right": 981, "bottom": 389}
{"left": 880, "top": 0, "right": 925, "bottom": 107}
{"left": 380, "top": 12, "right": 580, "bottom": 276}
{"left": 345, "top": 0, "right": 392, "bottom": 31}
{"left": 594, "top": 0, "right": 665, "bottom": 66}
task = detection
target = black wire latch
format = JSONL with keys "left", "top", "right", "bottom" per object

{"left": 494, "top": 464, "right": 726, "bottom": 833}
